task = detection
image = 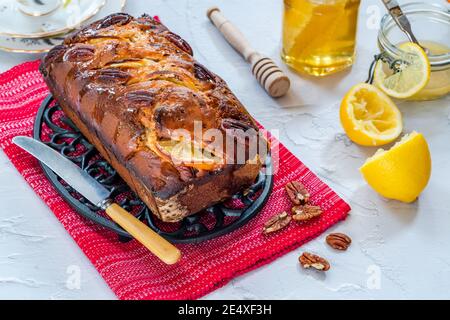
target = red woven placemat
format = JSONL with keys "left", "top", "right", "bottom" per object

{"left": 0, "top": 60, "right": 350, "bottom": 300}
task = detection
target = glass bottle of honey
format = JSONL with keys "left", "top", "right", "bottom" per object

{"left": 281, "top": 0, "right": 361, "bottom": 76}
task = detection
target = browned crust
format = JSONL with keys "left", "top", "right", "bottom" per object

{"left": 39, "top": 13, "right": 263, "bottom": 222}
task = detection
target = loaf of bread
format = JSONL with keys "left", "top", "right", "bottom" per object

{"left": 40, "top": 13, "right": 264, "bottom": 222}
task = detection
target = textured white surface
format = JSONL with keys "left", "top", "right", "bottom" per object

{"left": 0, "top": 0, "right": 449, "bottom": 299}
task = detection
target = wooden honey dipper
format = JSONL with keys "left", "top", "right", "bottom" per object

{"left": 207, "top": 6, "right": 290, "bottom": 98}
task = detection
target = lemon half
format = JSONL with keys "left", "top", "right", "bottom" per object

{"left": 340, "top": 83, "right": 403, "bottom": 146}
{"left": 360, "top": 132, "right": 431, "bottom": 203}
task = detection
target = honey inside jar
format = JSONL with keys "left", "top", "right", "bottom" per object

{"left": 281, "top": 0, "right": 361, "bottom": 76}
{"left": 407, "top": 41, "right": 450, "bottom": 101}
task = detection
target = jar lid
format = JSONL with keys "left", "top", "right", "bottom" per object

{"left": 378, "top": 2, "right": 450, "bottom": 70}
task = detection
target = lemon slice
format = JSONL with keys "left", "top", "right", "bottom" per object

{"left": 340, "top": 83, "right": 403, "bottom": 146}
{"left": 373, "top": 42, "right": 431, "bottom": 99}
{"left": 158, "top": 139, "right": 222, "bottom": 170}
{"left": 360, "top": 132, "right": 431, "bottom": 203}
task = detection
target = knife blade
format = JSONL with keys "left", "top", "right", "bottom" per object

{"left": 13, "top": 136, "right": 110, "bottom": 206}
{"left": 13, "top": 136, "right": 181, "bottom": 265}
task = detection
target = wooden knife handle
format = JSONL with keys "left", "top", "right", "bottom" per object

{"left": 105, "top": 203, "right": 181, "bottom": 265}
{"left": 207, "top": 6, "right": 257, "bottom": 62}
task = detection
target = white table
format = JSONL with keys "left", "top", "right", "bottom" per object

{"left": 1, "top": 0, "right": 449, "bottom": 299}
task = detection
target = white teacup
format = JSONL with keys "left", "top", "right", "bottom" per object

{"left": 16, "top": 0, "right": 62, "bottom": 17}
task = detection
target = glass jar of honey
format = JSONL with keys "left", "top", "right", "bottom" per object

{"left": 281, "top": 0, "right": 361, "bottom": 76}
{"left": 377, "top": 2, "right": 450, "bottom": 101}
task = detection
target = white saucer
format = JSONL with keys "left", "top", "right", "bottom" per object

{"left": 0, "top": 0, "right": 106, "bottom": 38}
{"left": 0, "top": 0, "right": 127, "bottom": 53}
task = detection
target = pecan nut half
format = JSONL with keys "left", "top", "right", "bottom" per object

{"left": 263, "top": 211, "right": 291, "bottom": 235}
{"left": 44, "top": 44, "right": 67, "bottom": 65}
{"left": 292, "top": 205, "right": 322, "bottom": 222}
{"left": 285, "top": 181, "right": 310, "bottom": 205}
{"left": 165, "top": 32, "right": 193, "bottom": 56}
{"left": 194, "top": 63, "right": 216, "bottom": 83}
{"left": 97, "top": 68, "right": 131, "bottom": 84}
{"left": 64, "top": 45, "right": 95, "bottom": 62}
{"left": 221, "top": 118, "right": 254, "bottom": 131}
{"left": 124, "top": 90, "right": 155, "bottom": 105}
{"left": 326, "top": 233, "right": 352, "bottom": 251}
{"left": 97, "top": 13, "right": 132, "bottom": 29}
{"left": 299, "top": 252, "right": 330, "bottom": 271}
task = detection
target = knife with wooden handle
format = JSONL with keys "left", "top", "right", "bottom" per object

{"left": 13, "top": 136, "right": 181, "bottom": 265}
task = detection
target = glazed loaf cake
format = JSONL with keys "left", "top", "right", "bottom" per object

{"left": 40, "top": 13, "right": 264, "bottom": 222}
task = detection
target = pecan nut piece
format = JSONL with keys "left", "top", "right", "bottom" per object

{"left": 124, "top": 90, "right": 155, "bottom": 105}
{"left": 97, "top": 68, "right": 131, "bottom": 84}
{"left": 326, "top": 233, "right": 352, "bottom": 251}
{"left": 299, "top": 252, "right": 330, "bottom": 271}
{"left": 64, "top": 45, "right": 95, "bottom": 62}
{"left": 165, "top": 32, "right": 193, "bottom": 56}
{"left": 97, "top": 13, "right": 132, "bottom": 29}
{"left": 292, "top": 205, "right": 322, "bottom": 222}
{"left": 44, "top": 44, "right": 67, "bottom": 65}
{"left": 262, "top": 212, "right": 291, "bottom": 235}
{"left": 285, "top": 181, "right": 310, "bottom": 205}
{"left": 221, "top": 118, "right": 253, "bottom": 131}
{"left": 194, "top": 63, "right": 216, "bottom": 83}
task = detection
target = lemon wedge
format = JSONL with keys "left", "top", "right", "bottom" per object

{"left": 360, "top": 132, "right": 431, "bottom": 203}
{"left": 374, "top": 42, "right": 431, "bottom": 99}
{"left": 340, "top": 83, "right": 403, "bottom": 146}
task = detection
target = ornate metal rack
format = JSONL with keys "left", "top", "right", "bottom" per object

{"left": 33, "top": 95, "right": 273, "bottom": 243}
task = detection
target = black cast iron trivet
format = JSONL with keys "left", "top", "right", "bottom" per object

{"left": 33, "top": 95, "right": 273, "bottom": 244}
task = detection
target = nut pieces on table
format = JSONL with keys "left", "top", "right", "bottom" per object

{"left": 262, "top": 180, "right": 322, "bottom": 231}
{"left": 292, "top": 205, "right": 323, "bottom": 222}
{"left": 326, "top": 233, "right": 352, "bottom": 251}
{"left": 263, "top": 180, "right": 351, "bottom": 274}
{"left": 299, "top": 252, "right": 330, "bottom": 271}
